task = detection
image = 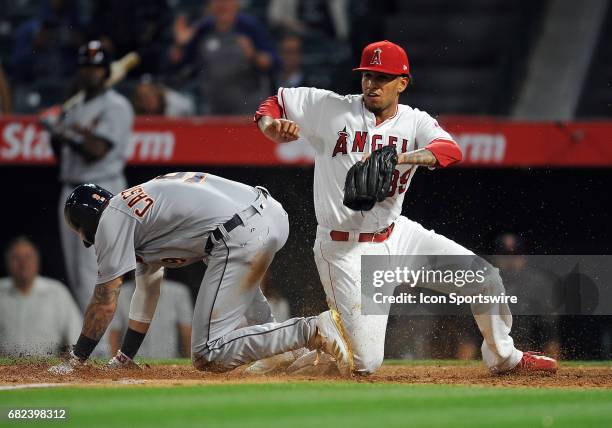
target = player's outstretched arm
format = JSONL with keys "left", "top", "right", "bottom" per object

{"left": 107, "top": 265, "right": 164, "bottom": 368}
{"left": 81, "top": 277, "right": 123, "bottom": 341}
{"left": 257, "top": 115, "right": 300, "bottom": 144}
{"left": 49, "top": 277, "right": 123, "bottom": 375}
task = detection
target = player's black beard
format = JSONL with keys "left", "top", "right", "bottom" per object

{"left": 78, "top": 74, "right": 105, "bottom": 99}
{"left": 366, "top": 105, "right": 384, "bottom": 115}
{"left": 363, "top": 97, "right": 390, "bottom": 116}
{"left": 82, "top": 83, "right": 105, "bottom": 100}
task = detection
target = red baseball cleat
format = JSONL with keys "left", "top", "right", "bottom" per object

{"left": 516, "top": 351, "right": 558, "bottom": 373}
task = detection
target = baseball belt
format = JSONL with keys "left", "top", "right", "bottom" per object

{"left": 204, "top": 187, "right": 269, "bottom": 254}
{"left": 329, "top": 222, "right": 395, "bottom": 243}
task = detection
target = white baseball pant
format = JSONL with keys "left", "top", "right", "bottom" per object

{"left": 314, "top": 215, "right": 523, "bottom": 374}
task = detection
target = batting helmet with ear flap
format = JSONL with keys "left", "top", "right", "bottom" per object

{"left": 64, "top": 184, "right": 114, "bottom": 247}
{"left": 77, "top": 40, "right": 111, "bottom": 77}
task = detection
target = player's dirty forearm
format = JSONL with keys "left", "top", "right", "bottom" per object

{"left": 81, "top": 282, "right": 121, "bottom": 340}
{"left": 398, "top": 149, "right": 438, "bottom": 167}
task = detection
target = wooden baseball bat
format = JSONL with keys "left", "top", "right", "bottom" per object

{"left": 62, "top": 52, "right": 141, "bottom": 111}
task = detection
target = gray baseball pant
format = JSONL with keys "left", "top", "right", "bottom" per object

{"left": 191, "top": 192, "right": 317, "bottom": 372}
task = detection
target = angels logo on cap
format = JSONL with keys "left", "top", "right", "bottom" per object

{"left": 354, "top": 40, "right": 410, "bottom": 76}
{"left": 370, "top": 48, "right": 382, "bottom": 65}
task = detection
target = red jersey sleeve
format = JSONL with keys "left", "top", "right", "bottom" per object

{"left": 254, "top": 95, "right": 283, "bottom": 123}
{"left": 426, "top": 138, "right": 463, "bottom": 167}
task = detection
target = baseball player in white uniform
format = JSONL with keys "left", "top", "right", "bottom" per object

{"left": 46, "top": 41, "right": 134, "bottom": 312}
{"left": 256, "top": 40, "right": 558, "bottom": 375}
{"left": 48, "top": 172, "right": 351, "bottom": 375}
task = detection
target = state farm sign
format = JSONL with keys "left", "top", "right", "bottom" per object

{"left": 127, "top": 131, "right": 175, "bottom": 162}
{"left": 1, "top": 122, "right": 53, "bottom": 162}
{"left": 0, "top": 120, "right": 176, "bottom": 164}
{"left": 1, "top": 116, "right": 611, "bottom": 167}
{"left": 453, "top": 133, "right": 507, "bottom": 163}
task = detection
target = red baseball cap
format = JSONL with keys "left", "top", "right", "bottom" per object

{"left": 353, "top": 40, "right": 410, "bottom": 76}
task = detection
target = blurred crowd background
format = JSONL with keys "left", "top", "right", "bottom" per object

{"left": 1, "top": 0, "right": 611, "bottom": 361}
{"left": 0, "top": 0, "right": 609, "bottom": 118}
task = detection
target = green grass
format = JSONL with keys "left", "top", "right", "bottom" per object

{"left": 1, "top": 360, "right": 610, "bottom": 427}
{"left": 1, "top": 383, "right": 611, "bottom": 428}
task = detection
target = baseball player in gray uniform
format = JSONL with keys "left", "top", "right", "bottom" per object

{"left": 49, "top": 172, "right": 351, "bottom": 375}
{"left": 46, "top": 40, "right": 134, "bottom": 311}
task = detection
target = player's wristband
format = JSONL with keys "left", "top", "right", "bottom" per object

{"left": 73, "top": 334, "right": 99, "bottom": 360}
{"left": 64, "top": 129, "right": 85, "bottom": 146}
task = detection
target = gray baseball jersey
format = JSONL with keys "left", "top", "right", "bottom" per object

{"left": 94, "top": 172, "right": 262, "bottom": 284}
{"left": 92, "top": 172, "right": 319, "bottom": 371}
{"left": 59, "top": 89, "right": 134, "bottom": 183}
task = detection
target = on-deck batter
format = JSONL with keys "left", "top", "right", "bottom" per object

{"left": 255, "top": 40, "right": 558, "bottom": 375}
{"left": 48, "top": 40, "right": 133, "bottom": 312}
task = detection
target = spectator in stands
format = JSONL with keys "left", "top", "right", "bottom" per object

{"left": 0, "top": 237, "right": 82, "bottom": 357}
{"left": 277, "top": 34, "right": 313, "bottom": 88}
{"left": 109, "top": 278, "right": 193, "bottom": 359}
{"left": 12, "top": 0, "right": 84, "bottom": 82}
{"left": 132, "top": 75, "right": 195, "bottom": 117}
{"left": 268, "top": 0, "right": 350, "bottom": 41}
{"left": 89, "top": 0, "right": 170, "bottom": 75}
{"left": 0, "top": 61, "right": 11, "bottom": 114}
{"left": 167, "top": 0, "right": 279, "bottom": 114}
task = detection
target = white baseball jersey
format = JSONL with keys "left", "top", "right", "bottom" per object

{"left": 59, "top": 89, "right": 134, "bottom": 183}
{"left": 0, "top": 276, "right": 82, "bottom": 357}
{"left": 278, "top": 87, "right": 454, "bottom": 231}
{"left": 275, "top": 87, "right": 522, "bottom": 375}
{"left": 94, "top": 172, "right": 261, "bottom": 284}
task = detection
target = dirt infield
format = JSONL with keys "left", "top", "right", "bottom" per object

{"left": 1, "top": 362, "right": 611, "bottom": 389}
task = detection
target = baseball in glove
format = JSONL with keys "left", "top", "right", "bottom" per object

{"left": 343, "top": 146, "right": 398, "bottom": 211}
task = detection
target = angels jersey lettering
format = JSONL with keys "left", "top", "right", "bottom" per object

{"left": 278, "top": 87, "right": 453, "bottom": 231}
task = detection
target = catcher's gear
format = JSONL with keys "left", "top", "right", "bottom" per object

{"left": 64, "top": 183, "right": 114, "bottom": 248}
{"left": 343, "top": 146, "right": 398, "bottom": 211}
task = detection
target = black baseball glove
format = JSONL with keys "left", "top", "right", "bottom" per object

{"left": 343, "top": 146, "right": 398, "bottom": 211}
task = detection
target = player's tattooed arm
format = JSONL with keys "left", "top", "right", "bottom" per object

{"left": 397, "top": 149, "right": 438, "bottom": 167}
{"left": 81, "top": 277, "right": 123, "bottom": 341}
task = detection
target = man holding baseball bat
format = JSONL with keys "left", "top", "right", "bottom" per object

{"left": 43, "top": 40, "right": 134, "bottom": 313}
